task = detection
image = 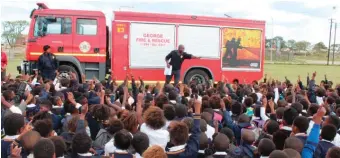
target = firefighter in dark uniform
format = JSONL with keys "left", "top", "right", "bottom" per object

{"left": 38, "top": 45, "right": 58, "bottom": 80}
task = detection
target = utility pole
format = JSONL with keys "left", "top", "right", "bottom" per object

{"left": 333, "top": 23, "right": 337, "bottom": 65}
{"left": 271, "top": 17, "right": 274, "bottom": 62}
{"left": 327, "top": 19, "right": 333, "bottom": 65}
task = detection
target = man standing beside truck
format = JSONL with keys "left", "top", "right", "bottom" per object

{"left": 38, "top": 45, "right": 58, "bottom": 80}
{"left": 165, "top": 44, "right": 201, "bottom": 86}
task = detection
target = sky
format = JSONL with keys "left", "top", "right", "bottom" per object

{"left": 0, "top": 0, "right": 339, "bottom": 45}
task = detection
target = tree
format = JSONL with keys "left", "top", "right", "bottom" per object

{"left": 273, "top": 36, "right": 287, "bottom": 49}
{"left": 287, "top": 39, "right": 296, "bottom": 49}
{"left": 313, "top": 42, "right": 327, "bottom": 51}
{"left": 295, "top": 41, "right": 311, "bottom": 52}
{"left": 265, "top": 38, "right": 272, "bottom": 48}
{"left": 1, "top": 20, "right": 29, "bottom": 48}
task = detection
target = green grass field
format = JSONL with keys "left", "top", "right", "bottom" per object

{"left": 263, "top": 64, "right": 340, "bottom": 84}
{"left": 6, "top": 56, "right": 340, "bottom": 84}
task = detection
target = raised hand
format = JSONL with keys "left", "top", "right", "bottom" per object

{"left": 194, "top": 99, "right": 202, "bottom": 114}
{"left": 137, "top": 93, "right": 144, "bottom": 103}
{"left": 10, "top": 143, "right": 22, "bottom": 158}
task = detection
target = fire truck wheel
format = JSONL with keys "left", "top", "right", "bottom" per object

{"left": 58, "top": 65, "right": 79, "bottom": 82}
{"left": 184, "top": 69, "right": 209, "bottom": 85}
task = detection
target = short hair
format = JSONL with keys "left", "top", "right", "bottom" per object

{"left": 168, "top": 90, "right": 178, "bottom": 100}
{"left": 276, "top": 107, "right": 285, "bottom": 119}
{"left": 169, "top": 121, "right": 189, "bottom": 145}
{"left": 238, "top": 114, "right": 250, "bottom": 124}
{"left": 249, "top": 93, "right": 258, "bottom": 104}
{"left": 155, "top": 94, "right": 169, "bottom": 109}
{"left": 132, "top": 132, "right": 149, "bottom": 155}
{"left": 21, "top": 131, "right": 41, "bottom": 153}
{"left": 283, "top": 148, "right": 301, "bottom": 158}
{"left": 143, "top": 106, "right": 165, "bottom": 130}
{"left": 67, "top": 115, "right": 87, "bottom": 133}
{"left": 200, "top": 119, "right": 207, "bottom": 132}
{"left": 2, "top": 90, "right": 14, "bottom": 100}
{"left": 258, "top": 138, "right": 276, "bottom": 156}
{"left": 273, "top": 130, "right": 288, "bottom": 150}
{"left": 50, "top": 136, "right": 66, "bottom": 158}
{"left": 107, "top": 119, "right": 124, "bottom": 135}
{"left": 200, "top": 133, "right": 209, "bottom": 149}
{"left": 201, "top": 112, "right": 212, "bottom": 123}
{"left": 277, "top": 100, "right": 288, "bottom": 108}
{"left": 213, "top": 133, "right": 229, "bottom": 151}
{"left": 269, "top": 150, "right": 289, "bottom": 158}
{"left": 266, "top": 120, "right": 280, "bottom": 135}
{"left": 142, "top": 145, "right": 167, "bottom": 158}
{"left": 283, "top": 108, "right": 299, "bottom": 126}
{"left": 122, "top": 112, "right": 138, "bottom": 133}
{"left": 299, "top": 99, "right": 309, "bottom": 110}
{"left": 231, "top": 101, "right": 243, "bottom": 115}
{"left": 327, "top": 115, "right": 340, "bottom": 130}
{"left": 308, "top": 104, "right": 319, "bottom": 116}
{"left": 33, "top": 138, "right": 55, "bottom": 158}
{"left": 39, "top": 99, "right": 53, "bottom": 110}
{"left": 327, "top": 146, "right": 340, "bottom": 158}
{"left": 293, "top": 116, "right": 309, "bottom": 133}
{"left": 321, "top": 125, "right": 337, "bottom": 141}
{"left": 209, "top": 95, "right": 221, "bottom": 109}
{"left": 244, "top": 97, "right": 253, "bottom": 108}
{"left": 163, "top": 104, "right": 176, "bottom": 121}
{"left": 220, "top": 127, "right": 235, "bottom": 142}
{"left": 284, "top": 137, "right": 304, "bottom": 153}
{"left": 43, "top": 45, "right": 51, "bottom": 51}
{"left": 90, "top": 104, "right": 111, "bottom": 121}
{"left": 175, "top": 104, "right": 187, "bottom": 118}
{"left": 72, "top": 132, "right": 92, "bottom": 154}
{"left": 33, "top": 119, "right": 53, "bottom": 137}
{"left": 182, "top": 117, "right": 194, "bottom": 133}
{"left": 241, "top": 129, "right": 255, "bottom": 144}
{"left": 4, "top": 113, "right": 25, "bottom": 135}
{"left": 291, "top": 103, "right": 303, "bottom": 114}
{"left": 114, "top": 129, "right": 132, "bottom": 150}
{"left": 316, "top": 88, "right": 326, "bottom": 97}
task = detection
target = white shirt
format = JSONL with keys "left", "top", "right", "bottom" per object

{"left": 162, "top": 120, "right": 171, "bottom": 130}
{"left": 135, "top": 153, "right": 143, "bottom": 158}
{"left": 104, "top": 138, "right": 116, "bottom": 156}
{"left": 260, "top": 107, "right": 269, "bottom": 121}
{"left": 206, "top": 125, "right": 215, "bottom": 140}
{"left": 140, "top": 123, "right": 169, "bottom": 149}
{"left": 256, "top": 93, "right": 263, "bottom": 102}
{"left": 332, "top": 133, "right": 340, "bottom": 146}
{"left": 316, "top": 96, "right": 324, "bottom": 105}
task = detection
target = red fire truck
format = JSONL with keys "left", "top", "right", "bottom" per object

{"left": 20, "top": 3, "right": 265, "bottom": 84}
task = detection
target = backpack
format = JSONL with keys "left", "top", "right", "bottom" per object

{"left": 93, "top": 129, "right": 113, "bottom": 149}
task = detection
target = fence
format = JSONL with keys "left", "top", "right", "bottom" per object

{"left": 264, "top": 49, "right": 340, "bottom": 65}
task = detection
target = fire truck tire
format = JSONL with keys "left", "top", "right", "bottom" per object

{"left": 184, "top": 69, "right": 208, "bottom": 85}
{"left": 58, "top": 65, "right": 79, "bottom": 82}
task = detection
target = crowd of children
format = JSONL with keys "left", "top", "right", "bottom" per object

{"left": 1, "top": 71, "right": 340, "bottom": 158}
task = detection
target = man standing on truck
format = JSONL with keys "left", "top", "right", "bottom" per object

{"left": 38, "top": 45, "right": 58, "bottom": 80}
{"left": 165, "top": 44, "right": 201, "bottom": 86}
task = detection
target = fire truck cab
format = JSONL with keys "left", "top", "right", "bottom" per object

{"left": 22, "top": 3, "right": 108, "bottom": 81}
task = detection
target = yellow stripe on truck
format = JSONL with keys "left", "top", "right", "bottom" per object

{"left": 30, "top": 52, "right": 106, "bottom": 57}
